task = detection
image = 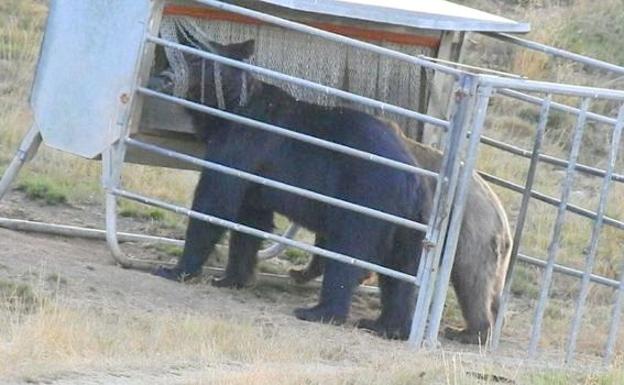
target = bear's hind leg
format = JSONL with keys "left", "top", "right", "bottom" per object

{"left": 356, "top": 226, "right": 421, "bottom": 340}
{"left": 444, "top": 269, "right": 493, "bottom": 345}
{"left": 294, "top": 258, "right": 364, "bottom": 324}
{"left": 357, "top": 274, "right": 416, "bottom": 340}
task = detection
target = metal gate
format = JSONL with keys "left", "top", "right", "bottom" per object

{"left": 1, "top": 0, "right": 623, "bottom": 364}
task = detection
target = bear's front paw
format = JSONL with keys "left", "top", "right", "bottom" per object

{"left": 294, "top": 305, "right": 346, "bottom": 325}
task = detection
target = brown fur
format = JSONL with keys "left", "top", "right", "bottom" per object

{"left": 290, "top": 124, "right": 512, "bottom": 344}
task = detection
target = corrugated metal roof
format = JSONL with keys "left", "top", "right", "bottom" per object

{"left": 254, "top": 0, "right": 530, "bottom": 33}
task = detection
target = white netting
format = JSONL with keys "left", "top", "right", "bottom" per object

{"left": 156, "top": 15, "right": 434, "bottom": 134}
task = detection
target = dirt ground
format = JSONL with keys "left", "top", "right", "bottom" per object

{"left": 0, "top": 190, "right": 407, "bottom": 384}
{"left": 0, "top": 189, "right": 613, "bottom": 385}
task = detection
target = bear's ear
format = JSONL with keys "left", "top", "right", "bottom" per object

{"left": 222, "top": 40, "right": 255, "bottom": 60}
{"left": 175, "top": 25, "right": 211, "bottom": 52}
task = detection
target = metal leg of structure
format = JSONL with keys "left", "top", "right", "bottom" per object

{"left": 258, "top": 224, "right": 301, "bottom": 260}
{"left": 101, "top": 141, "right": 153, "bottom": 270}
{"left": 0, "top": 125, "right": 42, "bottom": 200}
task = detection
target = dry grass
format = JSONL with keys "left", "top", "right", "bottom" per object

{"left": 0, "top": 279, "right": 519, "bottom": 384}
{"left": 2, "top": 283, "right": 618, "bottom": 384}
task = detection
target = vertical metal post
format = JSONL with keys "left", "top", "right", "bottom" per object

{"left": 565, "top": 104, "right": 624, "bottom": 363}
{"left": 0, "top": 125, "right": 42, "bottom": 200}
{"left": 603, "top": 104, "right": 624, "bottom": 365}
{"left": 491, "top": 95, "right": 552, "bottom": 350}
{"left": 424, "top": 84, "right": 493, "bottom": 345}
{"left": 409, "top": 74, "right": 477, "bottom": 347}
{"left": 102, "top": 141, "right": 133, "bottom": 268}
{"left": 527, "top": 97, "right": 591, "bottom": 358}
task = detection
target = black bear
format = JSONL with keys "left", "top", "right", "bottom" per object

{"left": 151, "top": 34, "right": 428, "bottom": 339}
{"left": 290, "top": 122, "right": 513, "bottom": 344}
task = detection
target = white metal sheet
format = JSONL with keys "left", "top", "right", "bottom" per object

{"left": 253, "top": 0, "right": 530, "bottom": 32}
{"left": 30, "top": 0, "right": 155, "bottom": 158}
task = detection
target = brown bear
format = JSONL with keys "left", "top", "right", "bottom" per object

{"left": 290, "top": 125, "right": 513, "bottom": 345}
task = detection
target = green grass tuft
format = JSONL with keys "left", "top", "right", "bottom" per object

{"left": 279, "top": 248, "right": 310, "bottom": 266}
{"left": 16, "top": 177, "right": 68, "bottom": 205}
{"left": 0, "top": 279, "right": 40, "bottom": 312}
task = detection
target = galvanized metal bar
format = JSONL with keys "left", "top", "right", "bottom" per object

{"left": 0, "top": 217, "right": 184, "bottom": 245}
{"left": 566, "top": 104, "right": 624, "bottom": 363}
{"left": 605, "top": 257, "right": 624, "bottom": 363}
{"left": 517, "top": 253, "right": 620, "bottom": 289}
{"left": 409, "top": 75, "right": 477, "bottom": 346}
{"left": 113, "top": 188, "right": 421, "bottom": 284}
{"left": 0, "top": 125, "right": 42, "bottom": 200}
{"left": 192, "top": 0, "right": 464, "bottom": 77}
{"left": 491, "top": 95, "right": 551, "bottom": 350}
{"left": 480, "top": 135, "right": 624, "bottom": 184}
{"left": 478, "top": 172, "right": 624, "bottom": 231}
{"left": 528, "top": 98, "right": 591, "bottom": 357}
{"left": 258, "top": 224, "right": 301, "bottom": 260}
{"left": 146, "top": 36, "right": 450, "bottom": 130}
{"left": 425, "top": 85, "right": 493, "bottom": 345}
{"left": 479, "top": 75, "right": 624, "bottom": 101}
{"left": 500, "top": 89, "right": 617, "bottom": 127}
{"left": 418, "top": 54, "right": 525, "bottom": 79}
{"left": 138, "top": 87, "right": 439, "bottom": 180}
{"left": 484, "top": 33, "right": 624, "bottom": 76}
{"left": 102, "top": 142, "right": 149, "bottom": 269}
{"left": 126, "top": 138, "right": 429, "bottom": 233}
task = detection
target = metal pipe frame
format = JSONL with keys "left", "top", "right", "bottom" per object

{"left": 479, "top": 74, "right": 624, "bottom": 100}
{"left": 125, "top": 138, "right": 428, "bottom": 233}
{"left": 146, "top": 36, "right": 450, "bottom": 130}
{"left": 500, "top": 89, "right": 618, "bottom": 127}
{"left": 0, "top": 217, "right": 183, "bottom": 245}
{"left": 409, "top": 75, "right": 478, "bottom": 346}
{"left": 478, "top": 172, "right": 624, "bottom": 231}
{"left": 605, "top": 250, "right": 624, "bottom": 363}
{"left": 257, "top": 224, "right": 301, "bottom": 260}
{"left": 566, "top": 103, "right": 624, "bottom": 363}
{"left": 113, "top": 188, "right": 420, "bottom": 285}
{"left": 491, "top": 95, "right": 551, "bottom": 350}
{"left": 517, "top": 253, "right": 620, "bottom": 289}
{"left": 425, "top": 85, "right": 493, "bottom": 345}
{"left": 484, "top": 33, "right": 624, "bottom": 77}
{"left": 102, "top": 141, "right": 146, "bottom": 269}
{"left": 480, "top": 135, "right": 624, "bottom": 184}
{"left": 0, "top": 125, "right": 42, "bottom": 200}
{"left": 138, "top": 87, "right": 438, "bottom": 180}
{"left": 194, "top": 0, "right": 464, "bottom": 78}
{"left": 528, "top": 98, "right": 591, "bottom": 357}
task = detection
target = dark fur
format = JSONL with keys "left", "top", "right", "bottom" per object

{"left": 150, "top": 37, "right": 428, "bottom": 339}
{"left": 291, "top": 124, "right": 513, "bottom": 344}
